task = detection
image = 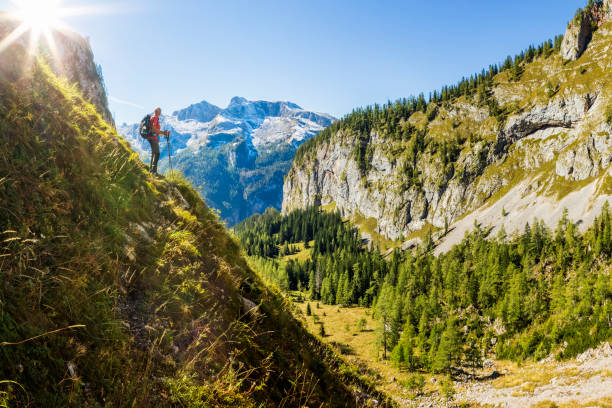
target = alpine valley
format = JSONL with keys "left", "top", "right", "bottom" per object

{"left": 235, "top": 1, "right": 612, "bottom": 406}
{"left": 118, "top": 98, "right": 334, "bottom": 225}
{"left": 2, "top": 1, "right": 612, "bottom": 408}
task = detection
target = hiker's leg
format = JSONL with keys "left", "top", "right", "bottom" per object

{"left": 152, "top": 140, "right": 160, "bottom": 174}
{"left": 149, "top": 139, "right": 160, "bottom": 174}
{"left": 148, "top": 140, "right": 154, "bottom": 171}
{"left": 149, "top": 143, "right": 154, "bottom": 171}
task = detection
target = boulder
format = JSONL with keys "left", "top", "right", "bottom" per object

{"left": 241, "top": 296, "right": 258, "bottom": 315}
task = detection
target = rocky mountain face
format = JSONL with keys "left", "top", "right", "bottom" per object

{"left": 283, "top": 8, "right": 612, "bottom": 252}
{"left": 119, "top": 98, "right": 334, "bottom": 225}
{"left": 0, "top": 14, "right": 114, "bottom": 126}
{"left": 561, "top": 0, "right": 612, "bottom": 60}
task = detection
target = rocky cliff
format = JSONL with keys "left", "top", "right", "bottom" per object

{"left": 0, "top": 13, "right": 114, "bottom": 126}
{"left": 561, "top": 0, "right": 612, "bottom": 60}
{"left": 283, "top": 12, "right": 612, "bottom": 252}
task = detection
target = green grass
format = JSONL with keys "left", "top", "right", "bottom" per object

{"left": 293, "top": 298, "right": 449, "bottom": 401}
{"left": 0, "top": 47, "right": 391, "bottom": 407}
{"left": 281, "top": 241, "right": 314, "bottom": 262}
{"left": 351, "top": 211, "right": 399, "bottom": 252}
{"left": 403, "top": 221, "right": 439, "bottom": 244}
{"left": 321, "top": 201, "right": 337, "bottom": 213}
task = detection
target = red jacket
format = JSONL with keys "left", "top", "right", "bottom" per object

{"left": 149, "top": 114, "right": 161, "bottom": 143}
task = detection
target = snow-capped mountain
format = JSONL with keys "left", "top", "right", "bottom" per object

{"left": 118, "top": 97, "right": 335, "bottom": 225}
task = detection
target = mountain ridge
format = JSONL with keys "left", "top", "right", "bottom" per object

{"left": 0, "top": 13, "right": 114, "bottom": 126}
{"left": 119, "top": 96, "right": 335, "bottom": 225}
{"left": 282, "top": 6, "right": 612, "bottom": 253}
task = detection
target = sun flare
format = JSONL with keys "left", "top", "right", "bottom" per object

{"left": 14, "top": 0, "right": 64, "bottom": 35}
{"left": 0, "top": 0, "right": 113, "bottom": 56}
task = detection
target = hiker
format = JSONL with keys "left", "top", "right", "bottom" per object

{"left": 147, "top": 107, "right": 170, "bottom": 175}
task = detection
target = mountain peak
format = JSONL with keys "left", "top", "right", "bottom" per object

{"left": 226, "top": 96, "right": 303, "bottom": 111}
{"left": 229, "top": 96, "right": 249, "bottom": 107}
{"left": 172, "top": 99, "right": 221, "bottom": 122}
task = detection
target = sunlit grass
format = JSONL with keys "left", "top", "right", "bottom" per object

{"left": 292, "top": 297, "right": 445, "bottom": 399}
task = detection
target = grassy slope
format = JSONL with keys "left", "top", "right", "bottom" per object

{"left": 295, "top": 301, "right": 448, "bottom": 401}
{"left": 0, "top": 48, "right": 391, "bottom": 407}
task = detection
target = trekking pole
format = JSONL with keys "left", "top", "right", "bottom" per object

{"left": 166, "top": 134, "right": 173, "bottom": 173}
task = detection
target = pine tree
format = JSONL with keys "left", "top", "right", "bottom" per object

{"left": 406, "top": 340, "right": 420, "bottom": 370}
{"left": 357, "top": 317, "right": 367, "bottom": 332}
{"left": 440, "top": 376, "right": 455, "bottom": 402}
{"left": 308, "top": 269, "right": 316, "bottom": 299}
{"left": 391, "top": 342, "right": 405, "bottom": 369}
{"left": 375, "top": 283, "right": 395, "bottom": 360}
{"left": 432, "top": 318, "right": 461, "bottom": 375}
{"left": 464, "top": 334, "right": 482, "bottom": 376}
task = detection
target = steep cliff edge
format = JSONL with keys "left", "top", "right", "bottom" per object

{"left": 283, "top": 11, "right": 612, "bottom": 252}
{"left": 0, "top": 34, "right": 387, "bottom": 408}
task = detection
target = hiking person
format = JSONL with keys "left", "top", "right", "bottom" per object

{"left": 147, "top": 107, "right": 170, "bottom": 175}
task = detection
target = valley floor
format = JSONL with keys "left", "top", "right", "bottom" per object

{"left": 454, "top": 343, "right": 612, "bottom": 408}
{"left": 291, "top": 296, "right": 612, "bottom": 408}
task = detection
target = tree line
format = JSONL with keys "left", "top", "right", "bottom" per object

{"left": 294, "top": 33, "right": 563, "bottom": 174}
{"left": 236, "top": 205, "right": 612, "bottom": 375}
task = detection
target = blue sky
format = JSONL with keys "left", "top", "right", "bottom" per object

{"left": 1, "top": 0, "right": 586, "bottom": 124}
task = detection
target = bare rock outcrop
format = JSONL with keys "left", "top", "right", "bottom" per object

{"left": 561, "top": 10, "right": 595, "bottom": 61}
{"left": 561, "top": 1, "right": 612, "bottom": 61}
{"left": 0, "top": 14, "right": 114, "bottom": 126}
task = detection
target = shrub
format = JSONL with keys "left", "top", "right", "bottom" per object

{"left": 440, "top": 376, "right": 455, "bottom": 401}
{"left": 403, "top": 374, "right": 425, "bottom": 395}
{"left": 357, "top": 318, "right": 367, "bottom": 332}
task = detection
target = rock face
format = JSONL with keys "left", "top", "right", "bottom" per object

{"left": 48, "top": 32, "right": 114, "bottom": 126}
{"left": 119, "top": 98, "right": 335, "bottom": 225}
{"left": 173, "top": 100, "right": 221, "bottom": 122}
{"left": 0, "top": 14, "right": 114, "bottom": 126}
{"left": 283, "top": 19, "right": 612, "bottom": 251}
{"left": 561, "top": 0, "right": 612, "bottom": 61}
{"left": 561, "top": 10, "right": 594, "bottom": 61}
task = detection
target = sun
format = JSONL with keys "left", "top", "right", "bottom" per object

{"left": 0, "top": 0, "right": 67, "bottom": 55}
{"left": 0, "top": 0, "right": 114, "bottom": 56}
{"left": 14, "top": 0, "right": 64, "bottom": 35}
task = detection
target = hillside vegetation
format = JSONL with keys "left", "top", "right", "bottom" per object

{"left": 0, "top": 48, "right": 389, "bottom": 407}
{"left": 236, "top": 206, "right": 612, "bottom": 374}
